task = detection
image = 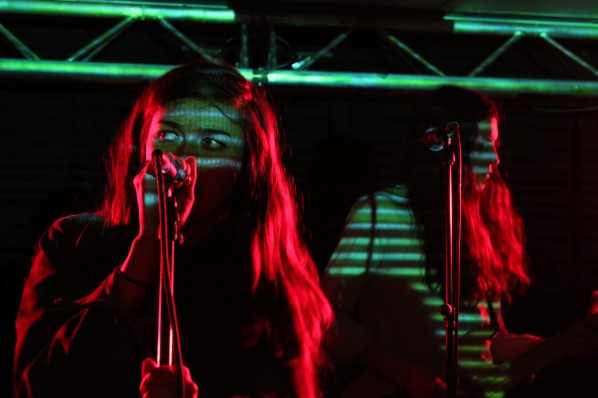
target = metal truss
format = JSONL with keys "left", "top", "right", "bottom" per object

{"left": 2, "top": 0, "right": 598, "bottom": 96}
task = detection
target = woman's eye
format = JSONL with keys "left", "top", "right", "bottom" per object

{"left": 201, "top": 136, "right": 226, "bottom": 149}
{"left": 158, "top": 131, "right": 181, "bottom": 143}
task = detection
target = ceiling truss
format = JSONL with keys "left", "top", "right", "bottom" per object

{"left": 2, "top": 0, "right": 598, "bottom": 96}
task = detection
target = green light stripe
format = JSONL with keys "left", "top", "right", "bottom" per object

{"left": 430, "top": 313, "right": 485, "bottom": 322}
{"left": 0, "top": 59, "right": 169, "bottom": 80}
{"left": 451, "top": 20, "right": 598, "bottom": 39}
{"left": 346, "top": 223, "right": 412, "bottom": 231}
{"left": 326, "top": 266, "right": 424, "bottom": 276}
{"left": 482, "top": 391, "right": 505, "bottom": 398}
{"left": 459, "top": 359, "right": 492, "bottom": 368}
{"left": 354, "top": 207, "right": 411, "bottom": 215}
{"left": 435, "top": 329, "right": 470, "bottom": 337}
{"left": 458, "top": 345, "right": 488, "bottom": 352}
{"left": 473, "top": 375, "right": 511, "bottom": 385}
{"left": 264, "top": 70, "right": 598, "bottom": 95}
{"left": 336, "top": 237, "right": 422, "bottom": 246}
{"left": 423, "top": 297, "right": 444, "bottom": 306}
{"left": 3, "top": 59, "right": 598, "bottom": 95}
{"left": 446, "top": 13, "right": 598, "bottom": 39}
{"left": 331, "top": 252, "right": 423, "bottom": 262}
{"left": 0, "top": 59, "right": 254, "bottom": 81}
{"left": 409, "top": 282, "right": 429, "bottom": 292}
{"left": 0, "top": 0, "right": 236, "bottom": 22}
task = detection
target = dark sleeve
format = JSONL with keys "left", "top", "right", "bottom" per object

{"left": 13, "top": 217, "right": 143, "bottom": 398}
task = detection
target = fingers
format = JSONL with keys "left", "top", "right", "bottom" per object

{"left": 141, "top": 357, "right": 158, "bottom": 376}
{"left": 139, "top": 359, "right": 199, "bottom": 398}
{"left": 136, "top": 155, "right": 197, "bottom": 232}
{"left": 172, "top": 156, "right": 197, "bottom": 226}
{"left": 134, "top": 162, "right": 159, "bottom": 233}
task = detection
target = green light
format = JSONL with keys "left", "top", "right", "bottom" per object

{"left": 347, "top": 223, "right": 412, "bottom": 231}
{"left": 446, "top": 14, "right": 598, "bottom": 39}
{"left": 0, "top": 0, "right": 236, "bottom": 23}
{"left": 473, "top": 375, "right": 511, "bottom": 385}
{"left": 458, "top": 345, "right": 488, "bottom": 352}
{"left": 326, "top": 266, "right": 425, "bottom": 277}
{"left": 336, "top": 237, "right": 421, "bottom": 247}
{"left": 0, "top": 59, "right": 170, "bottom": 80}
{"left": 409, "top": 282, "right": 429, "bottom": 292}
{"left": 266, "top": 70, "right": 598, "bottom": 96}
{"left": 0, "top": 59, "right": 255, "bottom": 82}
{"left": 324, "top": 267, "right": 366, "bottom": 276}
{"left": 423, "top": 297, "right": 444, "bottom": 307}
{"left": 331, "top": 252, "right": 423, "bottom": 262}
{"left": 371, "top": 267, "right": 424, "bottom": 277}
{"left": 430, "top": 312, "right": 487, "bottom": 323}
{"left": 3, "top": 59, "right": 598, "bottom": 96}
{"left": 459, "top": 359, "right": 492, "bottom": 368}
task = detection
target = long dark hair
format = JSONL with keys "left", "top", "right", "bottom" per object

{"left": 402, "top": 86, "right": 530, "bottom": 302}
{"left": 99, "top": 60, "right": 333, "bottom": 397}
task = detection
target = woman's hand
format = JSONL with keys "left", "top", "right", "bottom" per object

{"left": 116, "top": 156, "right": 197, "bottom": 311}
{"left": 135, "top": 156, "right": 197, "bottom": 236}
{"left": 404, "top": 366, "right": 446, "bottom": 398}
{"left": 140, "top": 358, "right": 199, "bottom": 398}
{"left": 489, "top": 331, "right": 544, "bottom": 364}
{"left": 169, "top": 156, "right": 197, "bottom": 228}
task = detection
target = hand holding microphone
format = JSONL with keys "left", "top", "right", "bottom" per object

{"left": 423, "top": 122, "right": 460, "bottom": 152}
{"left": 153, "top": 150, "right": 192, "bottom": 187}
{"left": 149, "top": 150, "right": 197, "bottom": 229}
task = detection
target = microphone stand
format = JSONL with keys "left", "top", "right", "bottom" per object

{"left": 152, "top": 150, "right": 185, "bottom": 398}
{"left": 438, "top": 123, "right": 462, "bottom": 398}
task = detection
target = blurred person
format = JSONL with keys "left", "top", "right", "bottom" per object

{"left": 321, "top": 86, "right": 549, "bottom": 398}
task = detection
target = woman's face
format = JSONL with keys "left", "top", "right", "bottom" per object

{"left": 145, "top": 98, "right": 246, "bottom": 224}
{"left": 470, "top": 116, "right": 499, "bottom": 190}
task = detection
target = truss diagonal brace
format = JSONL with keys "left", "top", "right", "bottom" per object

{"left": 0, "top": 22, "right": 39, "bottom": 60}
{"left": 540, "top": 33, "right": 598, "bottom": 78}
{"left": 67, "top": 16, "right": 136, "bottom": 62}
{"left": 378, "top": 29, "right": 444, "bottom": 76}
{"left": 158, "top": 19, "right": 219, "bottom": 64}
{"left": 292, "top": 29, "right": 352, "bottom": 71}
{"left": 468, "top": 32, "right": 523, "bottom": 77}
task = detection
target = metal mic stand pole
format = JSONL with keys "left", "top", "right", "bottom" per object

{"left": 152, "top": 150, "right": 185, "bottom": 398}
{"left": 439, "top": 123, "right": 462, "bottom": 398}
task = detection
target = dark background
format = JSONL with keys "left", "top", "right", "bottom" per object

{"left": 2, "top": 1, "right": 598, "bottom": 396}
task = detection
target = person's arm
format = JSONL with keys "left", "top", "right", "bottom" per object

{"left": 13, "top": 217, "right": 143, "bottom": 398}
{"left": 116, "top": 156, "right": 197, "bottom": 313}
{"left": 487, "top": 302, "right": 544, "bottom": 364}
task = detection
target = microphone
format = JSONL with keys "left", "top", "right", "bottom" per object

{"left": 152, "top": 150, "right": 191, "bottom": 186}
{"left": 423, "top": 122, "right": 460, "bottom": 152}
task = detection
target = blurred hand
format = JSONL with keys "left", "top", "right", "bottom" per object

{"left": 404, "top": 366, "right": 445, "bottom": 398}
{"left": 140, "top": 358, "right": 198, "bottom": 398}
{"left": 489, "top": 332, "right": 544, "bottom": 364}
{"left": 568, "top": 314, "right": 598, "bottom": 359}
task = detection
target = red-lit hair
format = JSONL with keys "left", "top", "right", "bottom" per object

{"left": 404, "top": 86, "right": 530, "bottom": 302}
{"left": 461, "top": 168, "right": 531, "bottom": 301}
{"left": 99, "top": 60, "right": 333, "bottom": 397}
